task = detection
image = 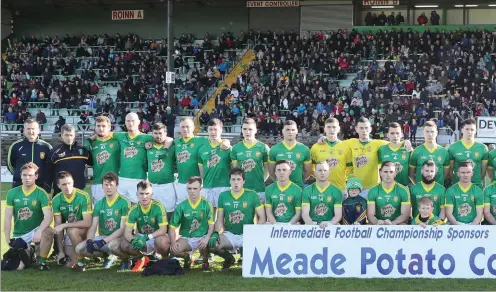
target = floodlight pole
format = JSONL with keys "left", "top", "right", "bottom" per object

{"left": 167, "top": 0, "right": 174, "bottom": 106}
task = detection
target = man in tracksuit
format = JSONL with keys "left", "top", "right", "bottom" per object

{"left": 7, "top": 119, "right": 53, "bottom": 192}
{"left": 47, "top": 124, "right": 92, "bottom": 195}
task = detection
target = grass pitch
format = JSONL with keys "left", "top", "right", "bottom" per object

{"left": 1, "top": 182, "right": 496, "bottom": 291}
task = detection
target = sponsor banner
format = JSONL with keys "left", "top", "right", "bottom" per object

{"left": 247, "top": 1, "right": 300, "bottom": 8}
{"left": 243, "top": 225, "right": 496, "bottom": 278}
{"left": 477, "top": 117, "right": 496, "bottom": 139}
{"left": 111, "top": 10, "right": 144, "bottom": 20}
{"left": 362, "top": 0, "right": 399, "bottom": 5}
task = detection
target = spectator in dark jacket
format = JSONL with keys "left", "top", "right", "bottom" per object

{"left": 430, "top": 10, "right": 440, "bottom": 25}
{"left": 7, "top": 119, "right": 53, "bottom": 192}
{"left": 161, "top": 106, "right": 177, "bottom": 137}
{"left": 36, "top": 110, "right": 47, "bottom": 131}
{"left": 5, "top": 107, "right": 17, "bottom": 130}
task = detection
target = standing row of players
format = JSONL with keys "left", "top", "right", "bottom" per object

{"left": 4, "top": 114, "right": 496, "bottom": 271}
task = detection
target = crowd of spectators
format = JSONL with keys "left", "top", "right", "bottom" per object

{"left": 199, "top": 26, "right": 496, "bottom": 140}
{"left": 364, "top": 10, "right": 441, "bottom": 26}
{"left": 1, "top": 31, "right": 246, "bottom": 131}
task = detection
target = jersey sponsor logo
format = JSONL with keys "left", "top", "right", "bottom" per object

{"left": 355, "top": 155, "right": 369, "bottom": 168}
{"left": 189, "top": 218, "right": 200, "bottom": 233}
{"left": 96, "top": 150, "right": 111, "bottom": 165}
{"left": 493, "top": 205, "right": 496, "bottom": 214}
{"left": 275, "top": 203, "right": 288, "bottom": 217}
{"left": 229, "top": 210, "right": 245, "bottom": 224}
{"left": 326, "top": 157, "right": 339, "bottom": 170}
{"left": 68, "top": 213, "right": 77, "bottom": 223}
{"left": 315, "top": 203, "right": 329, "bottom": 216}
{"left": 151, "top": 159, "right": 165, "bottom": 172}
{"left": 18, "top": 207, "right": 33, "bottom": 220}
{"left": 207, "top": 154, "right": 221, "bottom": 168}
{"left": 177, "top": 150, "right": 191, "bottom": 163}
{"left": 242, "top": 159, "right": 256, "bottom": 172}
{"left": 458, "top": 203, "right": 472, "bottom": 217}
{"left": 141, "top": 224, "right": 154, "bottom": 234}
{"left": 105, "top": 218, "right": 117, "bottom": 231}
{"left": 124, "top": 146, "right": 139, "bottom": 158}
{"left": 380, "top": 204, "right": 396, "bottom": 218}
{"left": 287, "top": 160, "right": 296, "bottom": 171}
{"left": 40, "top": 152, "right": 45, "bottom": 159}
{"left": 394, "top": 162, "right": 403, "bottom": 173}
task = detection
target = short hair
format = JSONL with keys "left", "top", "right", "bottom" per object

{"left": 315, "top": 161, "right": 330, "bottom": 169}
{"left": 379, "top": 161, "right": 395, "bottom": 171}
{"left": 325, "top": 118, "right": 340, "bottom": 125}
{"left": 422, "top": 159, "right": 437, "bottom": 168}
{"left": 152, "top": 122, "right": 166, "bottom": 131}
{"left": 20, "top": 162, "right": 39, "bottom": 174}
{"left": 95, "top": 115, "right": 111, "bottom": 126}
{"left": 388, "top": 122, "right": 401, "bottom": 129}
{"left": 283, "top": 120, "right": 297, "bottom": 127}
{"left": 187, "top": 176, "right": 202, "bottom": 185}
{"left": 459, "top": 160, "right": 474, "bottom": 169}
{"left": 61, "top": 124, "right": 76, "bottom": 134}
{"left": 460, "top": 118, "right": 476, "bottom": 129}
{"left": 230, "top": 167, "right": 245, "bottom": 180}
{"left": 275, "top": 160, "right": 291, "bottom": 168}
{"left": 180, "top": 117, "right": 194, "bottom": 124}
{"left": 24, "top": 119, "right": 39, "bottom": 126}
{"left": 356, "top": 117, "right": 370, "bottom": 125}
{"left": 418, "top": 196, "right": 434, "bottom": 207}
{"left": 243, "top": 118, "right": 257, "bottom": 125}
{"left": 207, "top": 118, "right": 223, "bottom": 127}
{"left": 102, "top": 172, "right": 119, "bottom": 185}
{"left": 137, "top": 180, "right": 153, "bottom": 191}
{"left": 424, "top": 120, "right": 437, "bottom": 129}
{"left": 56, "top": 171, "right": 73, "bottom": 183}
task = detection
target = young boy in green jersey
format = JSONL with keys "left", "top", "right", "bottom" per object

{"left": 120, "top": 181, "right": 170, "bottom": 271}
{"left": 74, "top": 172, "right": 131, "bottom": 271}
{"left": 4, "top": 163, "right": 54, "bottom": 270}
{"left": 341, "top": 177, "right": 367, "bottom": 225}
{"left": 52, "top": 171, "right": 93, "bottom": 270}
{"left": 302, "top": 161, "right": 343, "bottom": 227}
{"left": 412, "top": 197, "right": 444, "bottom": 227}
{"left": 169, "top": 176, "right": 214, "bottom": 271}
{"left": 211, "top": 168, "right": 266, "bottom": 272}
{"left": 265, "top": 160, "right": 303, "bottom": 224}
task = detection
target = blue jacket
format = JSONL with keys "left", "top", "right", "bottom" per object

{"left": 47, "top": 141, "right": 92, "bottom": 194}
{"left": 8, "top": 137, "right": 53, "bottom": 191}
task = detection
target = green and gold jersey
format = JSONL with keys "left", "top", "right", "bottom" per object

{"left": 113, "top": 132, "right": 153, "bottom": 180}
{"left": 198, "top": 141, "right": 231, "bottom": 188}
{"left": 302, "top": 182, "right": 343, "bottom": 222}
{"left": 445, "top": 183, "right": 484, "bottom": 224}
{"left": 218, "top": 189, "right": 263, "bottom": 235}
{"left": 170, "top": 197, "right": 214, "bottom": 238}
{"left": 412, "top": 214, "right": 444, "bottom": 225}
{"left": 84, "top": 135, "right": 120, "bottom": 184}
{"left": 268, "top": 141, "right": 311, "bottom": 189}
{"left": 409, "top": 143, "right": 450, "bottom": 185}
{"left": 483, "top": 183, "right": 496, "bottom": 219}
{"left": 174, "top": 136, "right": 209, "bottom": 184}
{"left": 409, "top": 182, "right": 446, "bottom": 218}
{"left": 488, "top": 149, "right": 496, "bottom": 183}
{"left": 448, "top": 140, "right": 489, "bottom": 188}
{"left": 6, "top": 186, "right": 51, "bottom": 237}
{"left": 310, "top": 140, "right": 352, "bottom": 191}
{"left": 367, "top": 183, "right": 410, "bottom": 221}
{"left": 146, "top": 144, "right": 175, "bottom": 184}
{"left": 346, "top": 139, "right": 389, "bottom": 189}
{"left": 265, "top": 182, "right": 303, "bottom": 223}
{"left": 52, "top": 188, "right": 92, "bottom": 223}
{"left": 126, "top": 200, "right": 168, "bottom": 234}
{"left": 93, "top": 195, "right": 131, "bottom": 236}
{"left": 378, "top": 143, "right": 411, "bottom": 186}
{"left": 231, "top": 140, "right": 269, "bottom": 193}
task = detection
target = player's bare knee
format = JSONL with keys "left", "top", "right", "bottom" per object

{"left": 75, "top": 241, "right": 87, "bottom": 256}
{"left": 42, "top": 227, "right": 54, "bottom": 239}
{"left": 107, "top": 239, "right": 121, "bottom": 253}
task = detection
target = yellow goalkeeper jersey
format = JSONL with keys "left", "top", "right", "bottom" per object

{"left": 346, "top": 138, "right": 388, "bottom": 189}
{"left": 310, "top": 140, "right": 352, "bottom": 190}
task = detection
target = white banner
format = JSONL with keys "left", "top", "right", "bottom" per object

{"left": 477, "top": 117, "right": 496, "bottom": 139}
{"left": 243, "top": 225, "right": 496, "bottom": 278}
{"left": 247, "top": 1, "right": 300, "bottom": 8}
{"left": 362, "top": 0, "right": 399, "bottom": 5}
{"left": 111, "top": 10, "right": 144, "bottom": 20}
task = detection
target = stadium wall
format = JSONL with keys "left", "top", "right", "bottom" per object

{"left": 248, "top": 7, "right": 300, "bottom": 32}
{"left": 1, "top": 8, "right": 12, "bottom": 39}
{"left": 300, "top": 5, "right": 353, "bottom": 33}
{"left": 14, "top": 5, "right": 249, "bottom": 38}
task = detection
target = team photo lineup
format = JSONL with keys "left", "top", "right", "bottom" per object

{"left": 3, "top": 112, "right": 496, "bottom": 273}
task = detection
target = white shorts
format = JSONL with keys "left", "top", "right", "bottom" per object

{"left": 204, "top": 187, "right": 230, "bottom": 207}
{"left": 118, "top": 177, "right": 142, "bottom": 203}
{"left": 152, "top": 183, "right": 176, "bottom": 212}
{"left": 185, "top": 237, "right": 203, "bottom": 251}
{"left": 257, "top": 192, "right": 265, "bottom": 204}
{"left": 360, "top": 188, "right": 370, "bottom": 199}
{"left": 91, "top": 184, "right": 105, "bottom": 204}
{"left": 137, "top": 234, "right": 156, "bottom": 253}
{"left": 64, "top": 233, "right": 72, "bottom": 246}
{"left": 223, "top": 231, "right": 243, "bottom": 249}
{"left": 175, "top": 183, "right": 188, "bottom": 207}
{"left": 15, "top": 227, "right": 40, "bottom": 245}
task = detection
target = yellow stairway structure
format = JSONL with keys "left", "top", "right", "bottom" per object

{"left": 193, "top": 49, "right": 255, "bottom": 134}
